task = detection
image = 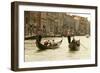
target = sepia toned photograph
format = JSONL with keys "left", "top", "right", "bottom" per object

{"left": 24, "top": 11, "right": 91, "bottom": 62}
{"left": 11, "top": 2, "right": 97, "bottom": 71}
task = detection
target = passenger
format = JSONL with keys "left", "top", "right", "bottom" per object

{"left": 72, "top": 38, "right": 76, "bottom": 43}
{"left": 52, "top": 40, "right": 55, "bottom": 44}
{"left": 51, "top": 40, "right": 55, "bottom": 46}
{"left": 47, "top": 40, "right": 51, "bottom": 47}
{"left": 44, "top": 40, "right": 48, "bottom": 46}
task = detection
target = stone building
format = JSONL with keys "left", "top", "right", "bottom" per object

{"left": 24, "top": 11, "right": 90, "bottom": 37}
{"left": 40, "top": 12, "right": 64, "bottom": 36}
{"left": 73, "top": 15, "right": 90, "bottom": 35}
{"left": 24, "top": 11, "right": 41, "bottom": 36}
{"left": 62, "top": 14, "right": 76, "bottom": 36}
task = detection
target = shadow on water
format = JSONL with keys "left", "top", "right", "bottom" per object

{"left": 36, "top": 48, "right": 57, "bottom": 53}
{"left": 68, "top": 47, "right": 80, "bottom": 59}
{"left": 36, "top": 49, "right": 47, "bottom": 53}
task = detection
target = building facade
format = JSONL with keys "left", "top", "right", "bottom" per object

{"left": 24, "top": 11, "right": 90, "bottom": 37}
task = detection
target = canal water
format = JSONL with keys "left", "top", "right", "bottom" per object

{"left": 24, "top": 36, "right": 91, "bottom": 62}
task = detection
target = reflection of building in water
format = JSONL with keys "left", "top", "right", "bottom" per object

{"left": 24, "top": 11, "right": 90, "bottom": 37}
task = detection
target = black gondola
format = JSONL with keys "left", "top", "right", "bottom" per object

{"left": 68, "top": 38, "right": 80, "bottom": 51}
{"left": 36, "top": 35, "right": 63, "bottom": 51}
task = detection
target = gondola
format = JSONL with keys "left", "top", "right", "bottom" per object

{"left": 36, "top": 35, "right": 63, "bottom": 51}
{"left": 68, "top": 38, "right": 80, "bottom": 51}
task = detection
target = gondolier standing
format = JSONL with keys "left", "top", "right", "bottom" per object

{"left": 67, "top": 30, "right": 71, "bottom": 44}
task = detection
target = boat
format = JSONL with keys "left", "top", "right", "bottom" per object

{"left": 36, "top": 35, "right": 63, "bottom": 51}
{"left": 68, "top": 38, "right": 80, "bottom": 51}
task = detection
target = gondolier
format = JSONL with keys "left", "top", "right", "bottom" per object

{"left": 67, "top": 30, "right": 71, "bottom": 43}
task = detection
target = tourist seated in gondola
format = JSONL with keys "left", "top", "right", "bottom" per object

{"left": 47, "top": 40, "right": 52, "bottom": 47}
{"left": 44, "top": 40, "right": 48, "bottom": 46}
{"left": 71, "top": 38, "right": 76, "bottom": 43}
{"left": 52, "top": 40, "right": 55, "bottom": 43}
{"left": 51, "top": 40, "right": 57, "bottom": 46}
{"left": 44, "top": 39, "right": 57, "bottom": 47}
{"left": 44, "top": 40, "right": 52, "bottom": 47}
{"left": 76, "top": 40, "right": 80, "bottom": 46}
{"left": 70, "top": 37, "right": 80, "bottom": 47}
